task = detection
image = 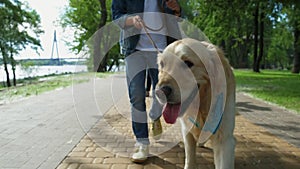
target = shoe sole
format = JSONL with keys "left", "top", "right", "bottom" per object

{"left": 131, "top": 157, "right": 147, "bottom": 163}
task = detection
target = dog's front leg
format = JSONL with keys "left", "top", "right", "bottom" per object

{"left": 183, "top": 132, "right": 197, "bottom": 169}
{"left": 212, "top": 135, "right": 236, "bottom": 169}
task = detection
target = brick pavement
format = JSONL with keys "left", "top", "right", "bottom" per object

{"left": 1, "top": 74, "right": 299, "bottom": 169}
{"left": 57, "top": 93, "right": 300, "bottom": 169}
{"left": 237, "top": 93, "right": 300, "bottom": 148}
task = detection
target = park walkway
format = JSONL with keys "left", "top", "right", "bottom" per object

{"left": 0, "top": 74, "right": 299, "bottom": 169}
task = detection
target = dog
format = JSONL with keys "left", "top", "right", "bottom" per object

{"left": 155, "top": 38, "right": 236, "bottom": 169}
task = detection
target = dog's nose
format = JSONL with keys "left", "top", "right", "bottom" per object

{"left": 160, "top": 86, "right": 172, "bottom": 97}
{"left": 155, "top": 86, "right": 172, "bottom": 102}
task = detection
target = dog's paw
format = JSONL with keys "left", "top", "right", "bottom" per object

{"left": 184, "top": 165, "right": 198, "bottom": 169}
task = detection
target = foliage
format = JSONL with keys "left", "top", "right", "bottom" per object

{"left": 0, "top": 0, "right": 43, "bottom": 86}
{"left": 60, "top": 0, "right": 114, "bottom": 53}
{"left": 267, "top": 21, "right": 294, "bottom": 69}
{"left": 0, "top": 0, "right": 43, "bottom": 54}
{"left": 60, "top": 0, "right": 102, "bottom": 53}
{"left": 183, "top": 0, "right": 298, "bottom": 71}
{"left": 235, "top": 69, "right": 300, "bottom": 113}
{"left": 60, "top": 0, "right": 120, "bottom": 72}
{"left": 60, "top": 0, "right": 299, "bottom": 73}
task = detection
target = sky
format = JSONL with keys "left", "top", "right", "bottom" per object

{"left": 19, "top": 0, "right": 75, "bottom": 59}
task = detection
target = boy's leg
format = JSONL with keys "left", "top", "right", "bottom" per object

{"left": 145, "top": 70, "right": 151, "bottom": 97}
{"left": 125, "top": 51, "right": 149, "bottom": 145}
{"left": 146, "top": 52, "right": 163, "bottom": 121}
{"left": 146, "top": 52, "right": 163, "bottom": 140}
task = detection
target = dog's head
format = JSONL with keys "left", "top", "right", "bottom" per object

{"left": 156, "top": 39, "right": 211, "bottom": 124}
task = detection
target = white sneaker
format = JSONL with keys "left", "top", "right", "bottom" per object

{"left": 131, "top": 144, "right": 149, "bottom": 163}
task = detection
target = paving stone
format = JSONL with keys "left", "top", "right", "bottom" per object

{"left": 73, "top": 146, "right": 87, "bottom": 152}
{"left": 85, "top": 147, "right": 96, "bottom": 152}
{"left": 127, "top": 164, "right": 144, "bottom": 169}
{"left": 67, "top": 163, "right": 79, "bottom": 169}
{"left": 68, "top": 152, "right": 87, "bottom": 157}
{"left": 92, "top": 158, "right": 104, "bottom": 164}
{"left": 79, "top": 164, "right": 111, "bottom": 169}
{"left": 144, "top": 164, "right": 164, "bottom": 169}
{"left": 103, "top": 157, "right": 131, "bottom": 164}
{"left": 64, "top": 157, "right": 94, "bottom": 164}
{"left": 111, "top": 164, "right": 127, "bottom": 169}
{"left": 87, "top": 152, "right": 114, "bottom": 158}
{"left": 56, "top": 163, "right": 69, "bottom": 169}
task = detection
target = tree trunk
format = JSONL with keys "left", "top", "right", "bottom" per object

{"left": 99, "top": 0, "right": 107, "bottom": 29}
{"left": 93, "top": 0, "right": 108, "bottom": 72}
{"left": 12, "top": 67, "right": 16, "bottom": 86}
{"left": 255, "top": 6, "right": 265, "bottom": 72}
{"left": 10, "top": 48, "right": 17, "bottom": 86}
{"left": 107, "top": 59, "right": 116, "bottom": 72}
{"left": 253, "top": 2, "right": 259, "bottom": 72}
{"left": 98, "top": 53, "right": 108, "bottom": 72}
{"left": 292, "top": 3, "right": 300, "bottom": 74}
{"left": 292, "top": 27, "right": 300, "bottom": 73}
{"left": 1, "top": 47, "right": 11, "bottom": 87}
{"left": 93, "top": 32, "right": 102, "bottom": 72}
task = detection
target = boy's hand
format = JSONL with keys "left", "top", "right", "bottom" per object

{"left": 126, "top": 15, "right": 143, "bottom": 29}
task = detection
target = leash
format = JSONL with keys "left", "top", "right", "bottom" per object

{"left": 137, "top": 18, "right": 163, "bottom": 54}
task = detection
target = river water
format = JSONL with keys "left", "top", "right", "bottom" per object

{"left": 0, "top": 65, "right": 88, "bottom": 81}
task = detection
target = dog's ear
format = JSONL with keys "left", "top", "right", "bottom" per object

{"left": 198, "top": 79, "right": 207, "bottom": 87}
{"left": 157, "top": 53, "right": 164, "bottom": 69}
{"left": 196, "top": 70, "right": 209, "bottom": 87}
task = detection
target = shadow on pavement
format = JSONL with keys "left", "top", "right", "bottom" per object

{"left": 237, "top": 101, "right": 272, "bottom": 112}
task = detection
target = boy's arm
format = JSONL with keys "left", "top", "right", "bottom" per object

{"left": 165, "top": 0, "right": 181, "bottom": 17}
{"left": 112, "top": 0, "right": 128, "bottom": 29}
{"left": 112, "top": 0, "right": 143, "bottom": 29}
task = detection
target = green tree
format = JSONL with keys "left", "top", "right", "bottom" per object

{"left": 288, "top": 2, "right": 300, "bottom": 73}
{"left": 186, "top": 0, "right": 255, "bottom": 68}
{"left": 61, "top": 0, "right": 121, "bottom": 72}
{"left": 60, "top": 0, "right": 103, "bottom": 53}
{"left": 267, "top": 9, "right": 293, "bottom": 69}
{"left": 253, "top": 1, "right": 278, "bottom": 72}
{"left": 0, "top": 0, "right": 43, "bottom": 87}
{"left": 275, "top": 0, "right": 300, "bottom": 73}
{"left": 184, "top": 0, "right": 296, "bottom": 72}
{"left": 60, "top": 0, "right": 298, "bottom": 72}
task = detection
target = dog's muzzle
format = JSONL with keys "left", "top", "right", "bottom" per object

{"left": 155, "top": 86, "right": 172, "bottom": 103}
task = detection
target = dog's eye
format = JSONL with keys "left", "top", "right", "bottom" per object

{"left": 184, "top": 60, "right": 194, "bottom": 68}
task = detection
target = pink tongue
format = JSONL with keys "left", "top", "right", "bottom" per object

{"left": 162, "top": 103, "right": 181, "bottom": 124}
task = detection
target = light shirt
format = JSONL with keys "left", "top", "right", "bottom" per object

{"left": 135, "top": 0, "right": 167, "bottom": 52}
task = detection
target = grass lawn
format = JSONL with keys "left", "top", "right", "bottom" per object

{"left": 0, "top": 72, "right": 113, "bottom": 104}
{"left": 1, "top": 70, "right": 299, "bottom": 113}
{"left": 234, "top": 69, "right": 300, "bottom": 113}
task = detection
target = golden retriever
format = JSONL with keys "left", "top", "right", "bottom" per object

{"left": 155, "top": 38, "right": 236, "bottom": 169}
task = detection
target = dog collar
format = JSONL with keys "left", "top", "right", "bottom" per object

{"left": 187, "top": 93, "right": 223, "bottom": 134}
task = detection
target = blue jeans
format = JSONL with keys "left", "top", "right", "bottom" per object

{"left": 125, "top": 51, "right": 163, "bottom": 145}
